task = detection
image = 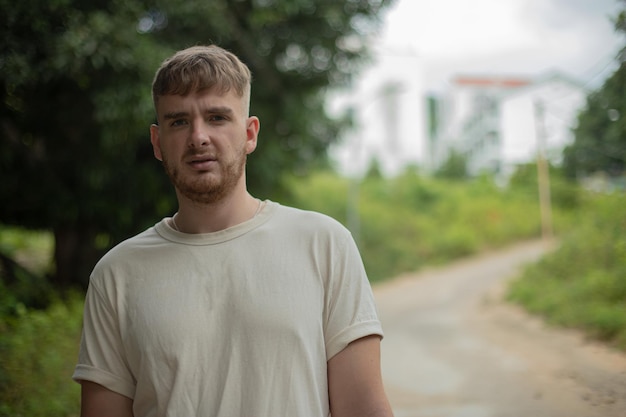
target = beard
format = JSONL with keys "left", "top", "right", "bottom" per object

{"left": 162, "top": 146, "right": 247, "bottom": 205}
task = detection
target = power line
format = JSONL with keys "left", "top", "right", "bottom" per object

{"left": 577, "top": 47, "right": 622, "bottom": 92}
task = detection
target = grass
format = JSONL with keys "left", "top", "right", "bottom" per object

{"left": 508, "top": 192, "right": 626, "bottom": 350}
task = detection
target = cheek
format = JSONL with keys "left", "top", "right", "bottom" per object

{"left": 161, "top": 138, "right": 185, "bottom": 156}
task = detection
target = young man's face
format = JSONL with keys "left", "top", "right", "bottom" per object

{"left": 150, "top": 87, "right": 259, "bottom": 204}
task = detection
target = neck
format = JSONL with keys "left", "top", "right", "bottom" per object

{"left": 172, "top": 191, "right": 261, "bottom": 234}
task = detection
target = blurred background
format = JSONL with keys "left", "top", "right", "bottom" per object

{"left": 1, "top": 0, "right": 625, "bottom": 415}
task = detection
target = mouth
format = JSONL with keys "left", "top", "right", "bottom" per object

{"left": 187, "top": 154, "right": 217, "bottom": 170}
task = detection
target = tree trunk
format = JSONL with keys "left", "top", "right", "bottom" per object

{"left": 53, "top": 226, "right": 103, "bottom": 289}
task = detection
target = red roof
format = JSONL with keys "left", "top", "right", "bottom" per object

{"left": 453, "top": 76, "right": 531, "bottom": 88}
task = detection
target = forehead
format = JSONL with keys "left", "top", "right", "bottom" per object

{"left": 156, "top": 88, "right": 244, "bottom": 116}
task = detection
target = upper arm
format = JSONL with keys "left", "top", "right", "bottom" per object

{"left": 327, "top": 335, "right": 393, "bottom": 417}
{"left": 80, "top": 380, "right": 133, "bottom": 417}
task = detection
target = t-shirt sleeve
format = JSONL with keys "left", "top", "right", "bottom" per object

{"left": 323, "top": 228, "right": 383, "bottom": 360}
{"left": 72, "top": 274, "right": 136, "bottom": 399}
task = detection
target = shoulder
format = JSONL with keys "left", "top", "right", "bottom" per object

{"left": 270, "top": 203, "right": 351, "bottom": 238}
{"left": 91, "top": 225, "right": 163, "bottom": 279}
{"left": 105, "top": 225, "right": 162, "bottom": 257}
{"left": 265, "top": 203, "right": 358, "bottom": 259}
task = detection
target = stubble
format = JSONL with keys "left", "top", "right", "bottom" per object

{"left": 162, "top": 145, "right": 247, "bottom": 205}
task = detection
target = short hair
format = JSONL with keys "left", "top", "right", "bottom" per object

{"left": 152, "top": 45, "right": 252, "bottom": 112}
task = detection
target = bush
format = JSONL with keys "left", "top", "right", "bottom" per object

{"left": 0, "top": 295, "right": 83, "bottom": 417}
{"left": 0, "top": 227, "right": 53, "bottom": 276}
{"left": 508, "top": 192, "right": 626, "bottom": 350}
{"left": 283, "top": 170, "right": 550, "bottom": 281}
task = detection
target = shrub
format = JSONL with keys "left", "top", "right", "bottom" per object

{"left": 508, "top": 192, "right": 626, "bottom": 350}
{"left": 283, "top": 170, "right": 548, "bottom": 281}
{"left": 0, "top": 295, "right": 83, "bottom": 417}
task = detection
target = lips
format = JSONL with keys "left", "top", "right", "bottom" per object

{"left": 186, "top": 154, "right": 217, "bottom": 170}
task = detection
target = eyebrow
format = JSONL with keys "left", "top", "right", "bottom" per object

{"left": 162, "top": 106, "right": 234, "bottom": 121}
{"left": 205, "top": 106, "right": 234, "bottom": 116}
{"left": 162, "top": 111, "right": 188, "bottom": 121}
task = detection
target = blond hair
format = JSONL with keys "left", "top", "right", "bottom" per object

{"left": 152, "top": 45, "right": 252, "bottom": 113}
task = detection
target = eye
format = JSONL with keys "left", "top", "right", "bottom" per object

{"left": 208, "top": 115, "right": 227, "bottom": 123}
{"left": 170, "top": 119, "right": 188, "bottom": 127}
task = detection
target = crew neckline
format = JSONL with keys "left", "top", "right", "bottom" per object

{"left": 154, "top": 200, "right": 276, "bottom": 245}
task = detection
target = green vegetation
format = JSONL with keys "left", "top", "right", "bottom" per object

{"left": 0, "top": 227, "right": 55, "bottom": 317}
{"left": 0, "top": 294, "right": 83, "bottom": 417}
{"left": 0, "top": 228, "right": 53, "bottom": 274}
{"left": 563, "top": 62, "right": 626, "bottom": 182}
{"left": 284, "top": 168, "right": 574, "bottom": 282}
{"left": 563, "top": 6, "right": 625, "bottom": 184}
{"left": 508, "top": 192, "right": 626, "bottom": 350}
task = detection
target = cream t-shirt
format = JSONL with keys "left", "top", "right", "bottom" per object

{"left": 73, "top": 201, "right": 383, "bottom": 417}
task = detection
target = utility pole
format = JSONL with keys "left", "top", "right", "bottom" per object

{"left": 534, "top": 99, "right": 554, "bottom": 241}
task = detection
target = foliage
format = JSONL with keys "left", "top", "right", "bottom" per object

{"left": 282, "top": 170, "right": 351, "bottom": 223}
{"left": 0, "top": 258, "right": 54, "bottom": 317}
{"left": 508, "top": 163, "right": 582, "bottom": 211}
{"left": 0, "top": 227, "right": 53, "bottom": 275}
{"left": 508, "top": 192, "right": 626, "bottom": 350}
{"left": 0, "top": 294, "right": 83, "bottom": 417}
{"left": 563, "top": 63, "right": 626, "bottom": 179}
{"left": 0, "top": 226, "right": 55, "bottom": 315}
{"left": 615, "top": 0, "right": 626, "bottom": 66}
{"left": 364, "top": 157, "right": 384, "bottom": 179}
{"left": 0, "top": 0, "right": 395, "bottom": 287}
{"left": 284, "top": 169, "right": 561, "bottom": 281}
{"left": 433, "top": 149, "right": 468, "bottom": 180}
{"left": 563, "top": 1, "right": 626, "bottom": 180}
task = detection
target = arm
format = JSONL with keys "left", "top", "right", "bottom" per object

{"left": 327, "top": 335, "right": 394, "bottom": 417}
{"left": 80, "top": 380, "right": 134, "bottom": 417}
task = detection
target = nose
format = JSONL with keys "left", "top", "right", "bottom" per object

{"left": 188, "top": 120, "right": 210, "bottom": 148}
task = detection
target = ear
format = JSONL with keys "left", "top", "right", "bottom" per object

{"left": 245, "top": 116, "right": 260, "bottom": 155}
{"left": 150, "top": 124, "right": 163, "bottom": 161}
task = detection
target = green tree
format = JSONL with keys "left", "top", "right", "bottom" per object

{"left": 434, "top": 149, "right": 468, "bottom": 180}
{"left": 364, "top": 157, "right": 384, "bottom": 179}
{"left": 1, "top": 0, "right": 168, "bottom": 288}
{"left": 1, "top": 0, "right": 395, "bottom": 288}
{"left": 563, "top": 2, "right": 626, "bottom": 180}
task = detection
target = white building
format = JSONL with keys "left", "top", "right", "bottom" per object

{"left": 429, "top": 72, "right": 587, "bottom": 180}
{"left": 327, "top": 49, "right": 425, "bottom": 178}
{"left": 500, "top": 73, "right": 587, "bottom": 175}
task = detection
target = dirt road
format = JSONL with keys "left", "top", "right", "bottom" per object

{"left": 373, "top": 239, "right": 626, "bottom": 417}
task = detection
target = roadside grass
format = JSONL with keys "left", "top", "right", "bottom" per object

{"left": 508, "top": 192, "right": 626, "bottom": 350}
{"left": 284, "top": 170, "right": 569, "bottom": 282}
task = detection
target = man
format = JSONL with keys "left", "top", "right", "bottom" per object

{"left": 73, "top": 45, "right": 393, "bottom": 417}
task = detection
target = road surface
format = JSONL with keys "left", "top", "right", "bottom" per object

{"left": 374, "top": 239, "right": 626, "bottom": 417}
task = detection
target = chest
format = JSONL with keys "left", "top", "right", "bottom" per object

{"left": 117, "top": 247, "right": 326, "bottom": 364}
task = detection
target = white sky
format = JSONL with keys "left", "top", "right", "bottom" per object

{"left": 376, "top": 0, "right": 624, "bottom": 92}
